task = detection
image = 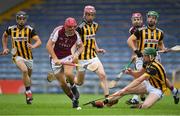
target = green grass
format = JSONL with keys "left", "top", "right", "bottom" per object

{"left": 0, "top": 94, "right": 179, "bottom": 115}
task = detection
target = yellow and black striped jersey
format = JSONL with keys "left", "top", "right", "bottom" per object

{"left": 76, "top": 20, "right": 98, "bottom": 60}
{"left": 5, "top": 25, "right": 37, "bottom": 60}
{"left": 143, "top": 60, "right": 167, "bottom": 93}
{"left": 134, "top": 26, "right": 164, "bottom": 52}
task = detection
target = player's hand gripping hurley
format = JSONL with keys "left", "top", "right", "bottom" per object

{"left": 108, "top": 57, "right": 136, "bottom": 89}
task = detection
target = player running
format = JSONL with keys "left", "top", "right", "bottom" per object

{"left": 74, "top": 5, "right": 109, "bottom": 98}
{"left": 46, "top": 17, "right": 84, "bottom": 108}
{"left": 2, "top": 11, "right": 42, "bottom": 104}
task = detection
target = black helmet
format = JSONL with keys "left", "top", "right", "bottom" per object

{"left": 16, "top": 11, "right": 28, "bottom": 20}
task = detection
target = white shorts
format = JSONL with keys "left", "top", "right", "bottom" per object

{"left": 78, "top": 57, "right": 100, "bottom": 72}
{"left": 51, "top": 55, "right": 73, "bottom": 74}
{"left": 15, "top": 56, "right": 33, "bottom": 69}
{"left": 143, "top": 80, "right": 163, "bottom": 98}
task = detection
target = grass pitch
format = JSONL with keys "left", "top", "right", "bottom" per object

{"left": 0, "top": 94, "right": 179, "bottom": 115}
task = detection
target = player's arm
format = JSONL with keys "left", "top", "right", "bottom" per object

{"left": 46, "top": 39, "right": 57, "bottom": 60}
{"left": 127, "top": 30, "right": 142, "bottom": 57}
{"left": 94, "top": 39, "right": 106, "bottom": 53}
{"left": 158, "top": 32, "right": 168, "bottom": 52}
{"left": 127, "top": 34, "right": 137, "bottom": 51}
{"left": 27, "top": 29, "right": 41, "bottom": 49}
{"left": 46, "top": 29, "right": 61, "bottom": 65}
{"left": 125, "top": 67, "right": 145, "bottom": 78}
{"left": 2, "top": 30, "right": 10, "bottom": 55}
{"left": 72, "top": 32, "right": 84, "bottom": 63}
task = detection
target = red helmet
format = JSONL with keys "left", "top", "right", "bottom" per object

{"left": 132, "top": 12, "right": 142, "bottom": 18}
{"left": 64, "top": 17, "right": 77, "bottom": 28}
{"left": 83, "top": 5, "right": 96, "bottom": 17}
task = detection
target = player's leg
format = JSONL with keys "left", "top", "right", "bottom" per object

{"left": 74, "top": 59, "right": 88, "bottom": 86}
{"left": 166, "top": 78, "right": 179, "bottom": 104}
{"left": 140, "top": 93, "right": 160, "bottom": 109}
{"left": 95, "top": 59, "right": 109, "bottom": 97}
{"left": 96, "top": 83, "right": 147, "bottom": 108}
{"left": 135, "top": 80, "right": 163, "bottom": 109}
{"left": 15, "top": 57, "right": 33, "bottom": 104}
{"left": 64, "top": 65, "right": 79, "bottom": 98}
{"left": 127, "top": 57, "right": 143, "bottom": 104}
{"left": 155, "top": 54, "right": 179, "bottom": 104}
{"left": 56, "top": 70, "right": 78, "bottom": 108}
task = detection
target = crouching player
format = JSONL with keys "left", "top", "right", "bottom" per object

{"left": 46, "top": 17, "right": 84, "bottom": 108}
{"left": 92, "top": 47, "right": 179, "bottom": 109}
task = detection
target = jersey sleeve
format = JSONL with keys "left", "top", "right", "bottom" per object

{"left": 75, "top": 31, "right": 82, "bottom": 45}
{"left": 76, "top": 27, "right": 82, "bottom": 35}
{"left": 5, "top": 27, "right": 11, "bottom": 35}
{"left": 30, "top": 29, "right": 38, "bottom": 38}
{"left": 50, "top": 29, "right": 59, "bottom": 42}
{"left": 159, "top": 31, "right": 164, "bottom": 41}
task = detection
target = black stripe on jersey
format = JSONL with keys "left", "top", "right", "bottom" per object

{"left": 154, "top": 30, "right": 158, "bottom": 49}
{"left": 155, "top": 62, "right": 166, "bottom": 82}
{"left": 93, "top": 24, "right": 96, "bottom": 33}
{"left": 144, "top": 29, "right": 147, "bottom": 48}
{"left": 152, "top": 62, "right": 166, "bottom": 90}
{"left": 83, "top": 25, "right": 89, "bottom": 59}
{"left": 150, "top": 30, "right": 154, "bottom": 48}
{"left": 24, "top": 41, "right": 30, "bottom": 59}
{"left": 19, "top": 41, "right": 25, "bottom": 58}
{"left": 89, "top": 39, "right": 93, "bottom": 59}
{"left": 15, "top": 41, "right": 20, "bottom": 56}
{"left": 149, "top": 78, "right": 158, "bottom": 88}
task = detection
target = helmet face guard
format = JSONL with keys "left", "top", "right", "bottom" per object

{"left": 16, "top": 11, "right": 28, "bottom": 26}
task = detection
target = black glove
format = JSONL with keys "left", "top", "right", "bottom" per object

{"left": 134, "top": 50, "right": 143, "bottom": 57}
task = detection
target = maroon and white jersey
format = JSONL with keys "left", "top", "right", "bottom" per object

{"left": 129, "top": 25, "right": 145, "bottom": 35}
{"left": 50, "top": 26, "right": 82, "bottom": 59}
{"left": 129, "top": 26, "right": 138, "bottom": 35}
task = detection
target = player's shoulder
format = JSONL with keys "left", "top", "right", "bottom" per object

{"left": 92, "top": 21, "right": 98, "bottom": 25}
{"left": 156, "top": 27, "right": 164, "bottom": 33}
{"left": 138, "top": 26, "right": 147, "bottom": 31}
{"left": 78, "top": 21, "right": 86, "bottom": 28}
{"left": 7, "top": 25, "right": 17, "bottom": 29}
{"left": 25, "top": 25, "right": 34, "bottom": 30}
{"left": 53, "top": 25, "right": 63, "bottom": 32}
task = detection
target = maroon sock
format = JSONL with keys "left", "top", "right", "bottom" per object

{"left": 170, "top": 86, "right": 174, "bottom": 91}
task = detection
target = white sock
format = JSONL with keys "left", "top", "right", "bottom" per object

{"left": 132, "top": 95, "right": 139, "bottom": 101}
{"left": 172, "top": 88, "right": 177, "bottom": 96}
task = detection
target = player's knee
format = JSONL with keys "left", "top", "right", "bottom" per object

{"left": 76, "top": 81, "right": 84, "bottom": 86}
{"left": 22, "top": 69, "right": 28, "bottom": 75}
{"left": 98, "top": 73, "right": 106, "bottom": 80}
{"left": 64, "top": 73, "right": 73, "bottom": 78}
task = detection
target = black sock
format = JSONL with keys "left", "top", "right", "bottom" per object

{"left": 103, "top": 99, "right": 109, "bottom": 104}
{"left": 25, "top": 86, "right": 31, "bottom": 91}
